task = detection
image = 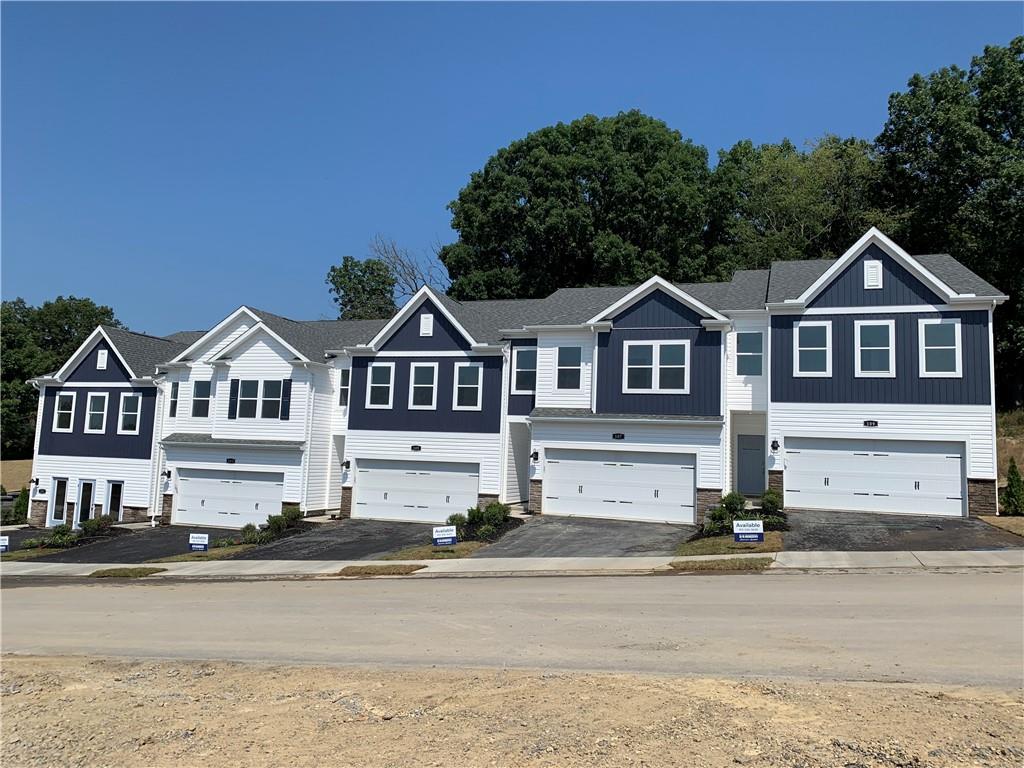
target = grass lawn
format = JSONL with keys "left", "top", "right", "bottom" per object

{"left": 146, "top": 544, "right": 255, "bottom": 563}
{"left": 979, "top": 515, "right": 1024, "bottom": 537}
{"left": 337, "top": 564, "right": 425, "bottom": 576}
{"left": 669, "top": 557, "right": 774, "bottom": 572}
{"left": 675, "top": 531, "right": 784, "bottom": 557}
{"left": 0, "top": 459, "right": 33, "bottom": 493}
{"left": 1, "top": 547, "right": 64, "bottom": 562}
{"left": 380, "top": 541, "right": 488, "bottom": 560}
{"left": 89, "top": 567, "right": 167, "bottom": 578}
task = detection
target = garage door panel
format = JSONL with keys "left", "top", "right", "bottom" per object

{"left": 353, "top": 460, "right": 479, "bottom": 523}
{"left": 176, "top": 470, "right": 284, "bottom": 528}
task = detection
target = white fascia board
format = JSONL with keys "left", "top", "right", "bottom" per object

{"left": 53, "top": 326, "right": 138, "bottom": 381}
{"left": 366, "top": 286, "right": 478, "bottom": 349}
{"left": 210, "top": 321, "right": 309, "bottom": 363}
{"left": 585, "top": 276, "right": 729, "bottom": 324}
{"left": 949, "top": 295, "right": 1007, "bottom": 307}
{"left": 168, "top": 306, "right": 261, "bottom": 363}
{"left": 469, "top": 344, "right": 506, "bottom": 356}
{"left": 795, "top": 228, "right": 958, "bottom": 306}
{"left": 497, "top": 328, "right": 536, "bottom": 338}
{"left": 701, "top": 319, "right": 733, "bottom": 330}
{"left": 529, "top": 414, "right": 724, "bottom": 426}
{"left": 521, "top": 323, "right": 613, "bottom": 332}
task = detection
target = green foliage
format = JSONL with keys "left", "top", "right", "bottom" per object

{"left": 719, "top": 492, "right": 747, "bottom": 517}
{"left": 240, "top": 523, "right": 260, "bottom": 544}
{"left": 212, "top": 537, "right": 237, "bottom": 548}
{"left": 325, "top": 255, "right": 397, "bottom": 320}
{"left": 760, "top": 489, "right": 784, "bottom": 516}
{"left": 32, "top": 523, "right": 81, "bottom": 549}
{"left": 475, "top": 524, "right": 498, "bottom": 542}
{"left": 79, "top": 515, "right": 115, "bottom": 537}
{"left": 456, "top": 504, "right": 514, "bottom": 542}
{"left": 20, "top": 537, "right": 45, "bottom": 549}
{"left": 281, "top": 505, "right": 303, "bottom": 526}
{"left": 265, "top": 514, "right": 288, "bottom": 537}
{"left": 481, "top": 501, "right": 510, "bottom": 527}
{"left": 1002, "top": 457, "right": 1024, "bottom": 516}
{"left": 3, "top": 487, "right": 29, "bottom": 525}
{"left": 703, "top": 492, "right": 787, "bottom": 537}
{"left": 446, "top": 512, "right": 468, "bottom": 539}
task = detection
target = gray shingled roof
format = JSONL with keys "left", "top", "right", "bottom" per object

{"left": 915, "top": 254, "right": 1005, "bottom": 298}
{"left": 722, "top": 270, "right": 770, "bottom": 310}
{"left": 101, "top": 326, "right": 190, "bottom": 378}
{"left": 162, "top": 433, "right": 304, "bottom": 447}
{"left": 765, "top": 259, "right": 835, "bottom": 304}
{"left": 162, "top": 330, "right": 207, "bottom": 345}
{"left": 242, "top": 309, "right": 385, "bottom": 360}
{"left": 530, "top": 408, "right": 724, "bottom": 422}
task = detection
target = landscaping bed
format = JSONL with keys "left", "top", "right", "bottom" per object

{"left": 381, "top": 541, "right": 487, "bottom": 560}
{"left": 675, "top": 530, "right": 783, "bottom": 557}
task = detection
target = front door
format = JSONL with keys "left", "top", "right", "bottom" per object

{"left": 737, "top": 435, "right": 766, "bottom": 497}
{"left": 77, "top": 481, "right": 95, "bottom": 525}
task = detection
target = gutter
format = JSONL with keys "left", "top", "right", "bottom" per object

{"left": 528, "top": 415, "right": 724, "bottom": 426}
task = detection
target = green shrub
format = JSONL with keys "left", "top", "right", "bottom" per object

{"left": 3, "top": 488, "right": 29, "bottom": 525}
{"left": 51, "top": 524, "right": 73, "bottom": 537}
{"left": 79, "top": 515, "right": 115, "bottom": 537}
{"left": 252, "top": 531, "right": 275, "bottom": 545}
{"left": 20, "top": 537, "right": 44, "bottom": 549}
{"left": 45, "top": 524, "right": 80, "bottom": 548}
{"left": 240, "top": 523, "right": 259, "bottom": 543}
{"left": 481, "top": 501, "right": 510, "bottom": 527}
{"left": 1002, "top": 458, "right": 1024, "bottom": 516}
{"left": 466, "top": 506, "right": 486, "bottom": 527}
{"left": 760, "top": 515, "right": 788, "bottom": 531}
{"left": 0, "top": 484, "right": 7, "bottom": 495}
{"left": 475, "top": 524, "right": 498, "bottom": 542}
{"left": 265, "top": 514, "right": 288, "bottom": 537}
{"left": 281, "top": 505, "right": 303, "bottom": 527}
{"left": 212, "top": 537, "right": 237, "bottom": 548}
{"left": 702, "top": 507, "right": 731, "bottom": 537}
{"left": 446, "top": 512, "right": 468, "bottom": 539}
{"left": 760, "top": 488, "right": 783, "bottom": 516}
{"left": 702, "top": 491, "right": 788, "bottom": 537}
{"left": 720, "top": 492, "right": 747, "bottom": 517}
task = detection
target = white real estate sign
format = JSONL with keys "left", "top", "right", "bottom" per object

{"left": 733, "top": 519, "right": 764, "bottom": 543}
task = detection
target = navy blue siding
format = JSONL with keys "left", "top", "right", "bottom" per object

{"left": 595, "top": 291, "right": 722, "bottom": 417}
{"left": 347, "top": 356, "right": 501, "bottom": 433}
{"left": 507, "top": 338, "right": 537, "bottom": 416}
{"left": 38, "top": 386, "right": 157, "bottom": 459}
{"left": 65, "top": 340, "right": 133, "bottom": 383}
{"left": 378, "top": 299, "right": 471, "bottom": 352}
{"left": 771, "top": 310, "right": 990, "bottom": 404}
{"left": 809, "top": 244, "right": 944, "bottom": 308}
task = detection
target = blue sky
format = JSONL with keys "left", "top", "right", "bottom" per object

{"left": 2, "top": 2, "right": 1019, "bottom": 336}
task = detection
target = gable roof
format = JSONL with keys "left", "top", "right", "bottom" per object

{"left": 914, "top": 254, "right": 1005, "bottom": 298}
{"left": 98, "top": 325, "right": 190, "bottom": 379}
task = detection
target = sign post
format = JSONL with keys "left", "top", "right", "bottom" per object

{"left": 432, "top": 525, "right": 457, "bottom": 547}
{"left": 188, "top": 533, "right": 210, "bottom": 552}
{"left": 732, "top": 519, "right": 764, "bottom": 543}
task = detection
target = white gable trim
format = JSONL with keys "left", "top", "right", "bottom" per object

{"left": 794, "top": 228, "right": 957, "bottom": 307}
{"left": 209, "top": 321, "right": 309, "bottom": 363}
{"left": 585, "top": 276, "right": 729, "bottom": 325}
{"left": 167, "top": 306, "right": 261, "bottom": 363}
{"left": 364, "top": 286, "right": 478, "bottom": 350}
{"left": 54, "top": 327, "right": 138, "bottom": 381}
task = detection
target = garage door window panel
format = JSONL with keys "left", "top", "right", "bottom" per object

{"left": 453, "top": 362, "right": 483, "bottom": 410}
{"left": 793, "top": 321, "right": 832, "bottom": 378}
{"left": 919, "top": 319, "right": 962, "bottom": 378}
{"left": 366, "top": 363, "right": 395, "bottom": 409}
{"left": 409, "top": 362, "right": 438, "bottom": 410}
{"left": 622, "top": 340, "right": 689, "bottom": 394}
{"left": 854, "top": 320, "right": 895, "bottom": 378}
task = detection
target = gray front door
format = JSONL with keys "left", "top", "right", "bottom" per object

{"left": 737, "top": 435, "right": 766, "bottom": 496}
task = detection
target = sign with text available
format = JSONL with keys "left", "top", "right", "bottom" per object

{"left": 0, "top": 535, "right": 8, "bottom": 553}
{"left": 432, "top": 525, "right": 457, "bottom": 547}
{"left": 188, "top": 533, "right": 210, "bottom": 552}
{"left": 732, "top": 519, "right": 764, "bottom": 543}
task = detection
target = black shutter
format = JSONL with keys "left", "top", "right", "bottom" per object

{"left": 228, "top": 379, "right": 239, "bottom": 420}
{"left": 280, "top": 379, "right": 292, "bottom": 420}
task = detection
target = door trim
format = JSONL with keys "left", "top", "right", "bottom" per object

{"left": 75, "top": 479, "right": 96, "bottom": 528}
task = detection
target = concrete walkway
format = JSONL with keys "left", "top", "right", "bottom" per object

{"left": 2, "top": 548, "right": 1021, "bottom": 578}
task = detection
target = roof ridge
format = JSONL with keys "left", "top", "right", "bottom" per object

{"left": 103, "top": 324, "right": 184, "bottom": 345}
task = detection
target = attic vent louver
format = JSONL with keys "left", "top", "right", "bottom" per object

{"left": 864, "top": 260, "right": 883, "bottom": 290}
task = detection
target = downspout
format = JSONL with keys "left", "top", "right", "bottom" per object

{"left": 148, "top": 374, "right": 167, "bottom": 527}
{"left": 297, "top": 362, "right": 315, "bottom": 513}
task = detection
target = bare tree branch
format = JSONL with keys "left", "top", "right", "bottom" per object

{"left": 369, "top": 234, "right": 450, "bottom": 303}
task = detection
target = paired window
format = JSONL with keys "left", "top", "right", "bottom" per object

{"left": 232, "top": 379, "right": 291, "bottom": 419}
{"left": 793, "top": 321, "right": 832, "bottom": 377}
{"left": 919, "top": 318, "right": 962, "bottom": 377}
{"left": 366, "top": 363, "right": 395, "bottom": 409}
{"left": 735, "top": 332, "right": 763, "bottom": 376}
{"left": 622, "top": 340, "right": 689, "bottom": 394}
{"left": 192, "top": 381, "right": 212, "bottom": 418}
{"left": 97, "top": 349, "right": 109, "bottom": 370}
{"left": 237, "top": 380, "right": 260, "bottom": 418}
{"left": 454, "top": 362, "right": 483, "bottom": 410}
{"left": 168, "top": 382, "right": 179, "bottom": 418}
{"left": 261, "top": 381, "right": 283, "bottom": 418}
{"left": 118, "top": 392, "right": 142, "bottom": 434}
{"left": 408, "top": 363, "right": 438, "bottom": 410}
{"left": 52, "top": 392, "right": 76, "bottom": 432}
{"left": 511, "top": 347, "right": 536, "bottom": 395}
{"left": 338, "top": 368, "right": 351, "bottom": 407}
{"left": 556, "top": 346, "right": 582, "bottom": 390}
{"left": 106, "top": 481, "right": 124, "bottom": 520}
{"left": 85, "top": 393, "right": 108, "bottom": 433}
{"left": 855, "top": 320, "right": 895, "bottom": 377}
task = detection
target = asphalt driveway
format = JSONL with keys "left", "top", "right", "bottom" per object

{"left": 0, "top": 527, "right": 54, "bottom": 554}
{"left": 230, "top": 519, "right": 434, "bottom": 561}
{"left": 472, "top": 515, "right": 696, "bottom": 558}
{"left": 784, "top": 509, "right": 1024, "bottom": 551}
{"left": 23, "top": 525, "right": 241, "bottom": 564}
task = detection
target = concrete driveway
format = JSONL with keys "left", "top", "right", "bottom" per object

{"left": 784, "top": 509, "right": 1024, "bottom": 551}
{"left": 230, "top": 519, "right": 434, "bottom": 561}
{"left": 23, "top": 525, "right": 241, "bottom": 564}
{"left": 472, "top": 515, "right": 695, "bottom": 558}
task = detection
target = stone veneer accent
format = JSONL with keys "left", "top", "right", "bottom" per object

{"left": 477, "top": 494, "right": 500, "bottom": 509}
{"left": 968, "top": 478, "right": 998, "bottom": 516}
{"left": 338, "top": 490, "right": 352, "bottom": 518}
{"left": 160, "top": 493, "right": 173, "bottom": 525}
{"left": 695, "top": 488, "right": 722, "bottom": 527}
{"left": 528, "top": 479, "right": 543, "bottom": 514}
{"left": 29, "top": 500, "right": 48, "bottom": 528}
{"left": 767, "top": 470, "right": 784, "bottom": 496}
{"left": 120, "top": 506, "right": 150, "bottom": 524}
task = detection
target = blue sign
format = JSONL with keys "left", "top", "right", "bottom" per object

{"left": 734, "top": 532, "right": 765, "bottom": 543}
{"left": 732, "top": 520, "right": 764, "bottom": 543}
{"left": 432, "top": 525, "right": 457, "bottom": 547}
{"left": 189, "top": 533, "right": 209, "bottom": 552}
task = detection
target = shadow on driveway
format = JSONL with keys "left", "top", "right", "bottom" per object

{"left": 472, "top": 515, "right": 696, "bottom": 558}
{"left": 230, "top": 519, "right": 435, "bottom": 561}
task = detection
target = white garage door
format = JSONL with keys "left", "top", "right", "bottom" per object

{"left": 353, "top": 459, "right": 479, "bottom": 524}
{"left": 784, "top": 438, "right": 965, "bottom": 517}
{"left": 543, "top": 449, "right": 696, "bottom": 524}
{"left": 175, "top": 469, "right": 284, "bottom": 528}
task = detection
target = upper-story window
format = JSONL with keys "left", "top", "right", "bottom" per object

{"left": 736, "top": 332, "right": 763, "bottom": 376}
{"left": 192, "top": 381, "right": 212, "bottom": 418}
{"left": 419, "top": 314, "right": 434, "bottom": 337}
{"left": 863, "top": 260, "right": 883, "bottom": 290}
{"left": 622, "top": 340, "right": 689, "bottom": 394}
{"left": 556, "top": 346, "right": 582, "bottom": 390}
{"left": 366, "top": 363, "right": 395, "bottom": 409}
{"left": 338, "top": 369, "right": 351, "bottom": 407}
{"left": 118, "top": 392, "right": 141, "bottom": 435}
{"left": 261, "top": 381, "right": 283, "bottom": 418}
{"left": 855, "top": 320, "right": 895, "bottom": 378}
{"left": 85, "top": 393, "right": 108, "bottom": 434}
{"left": 919, "top": 318, "right": 962, "bottom": 378}
{"left": 793, "top": 321, "right": 832, "bottom": 378}
{"left": 52, "top": 392, "right": 76, "bottom": 433}
{"left": 453, "top": 362, "right": 483, "bottom": 410}
{"left": 511, "top": 347, "right": 537, "bottom": 395}
{"left": 409, "top": 362, "right": 438, "bottom": 410}
{"left": 237, "top": 380, "right": 259, "bottom": 418}
{"left": 168, "top": 382, "right": 179, "bottom": 417}
{"left": 97, "top": 349, "right": 109, "bottom": 370}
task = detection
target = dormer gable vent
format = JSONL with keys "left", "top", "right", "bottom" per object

{"left": 864, "top": 260, "right": 883, "bottom": 290}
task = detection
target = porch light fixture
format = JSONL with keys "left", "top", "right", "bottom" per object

{"left": 770, "top": 439, "right": 780, "bottom": 452}
{"left": 161, "top": 470, "right": 172, "bottom": 479}
{"left": 530, "top": 451, "right": 539, "bottom": 461}
{"left": 29, "top": 477, "right": 39, "bottom": 486}
{"left": 342, "top": 460, "right": 351, "bottom": 469}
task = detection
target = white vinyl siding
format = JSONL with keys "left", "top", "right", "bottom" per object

{"left": 534, "top": 331, "right": 594, "bottom": 409}
{"left": 502, "top": 421, "right": 531, "bottom": 503}
{"left": 165, "top": 444, "right": 305, "bottom": 503}
{"left": 30, "top": 455, "right": 153, "bottom": 516}
{"left": 726, "top": 317, "right": 769, "bottom": 412}
{"left": 303, "top": 365, "right": 336, "bottom": 513}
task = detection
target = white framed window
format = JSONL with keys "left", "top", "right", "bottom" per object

{"left": 793, "top": 321, "right": 832, "bottom": 377}
{"left": 419, "top": 314, "right": 434, "bottom": 337}
{"left": 366, "top": 362, "right": 395, "bottom": 409}
{"left": 453, "top": 362, "right": 483, "bottom": 410}
{"left": 863, "top": 260, "right": 883, "bottom": 290}
{"left": 736, "top": 332, "right": 763, "bottom": 376}
{"left": 118, "top": 392, "right": 142, "bottom": 435}
{"left": 511, "top": 347, "right": 537, "bottom": 395}
{"left": 85, "top": 392, "right": 108, "bottom": 434}
{"left": 97, "top": 349, "right": 109, "bottom": 370}
{"left": 261, "top": 380, "right": 283, "bottom": 419}
{"left": 50, "top": 477, "right": 69, "bottom": 522}
{"left": 192, "top": 381, "right": 211, "bottom": 418}
{"left": 338, "top": 368, "right": 351, "bottom": 407}
{"left": 556, "top": 346, "right": 582, "bottom": 390}
{"left": 237, "top": 380, "right": 259, "bottom": 418}
{"left": 168, "top": 382, "right": 179, "bottom": 418}
{"left": 52, "top": 391, "right": 76, "bottom": 433}
{"left": 622, "top": 340, "right": 690, "bottom": 394}
{"left": 408, "top": 362, "right": 438, "bottom": 410}
{"left": 919, "top": 318, "right": 962, "bottom": 378}
{"left": 855, "top": 320, "right": 896, "bottom": 378}
{"left": 106, "top": 480, "right": 124, "bottom": 520}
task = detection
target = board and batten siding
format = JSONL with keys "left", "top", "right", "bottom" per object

{"left": 65, "top": 339, "right": 135, "bottom": 383}
{"left": 30, "top": 455, "right": 154, "bottom": 511}
{"left": 767, "top": 401, "right": 996, "bottom": 480}
{"left": 725, "top": 317, "right": 769, "bottom": 412}
{"left": 38, "top": 385, "right": 158, "bottom": 460}
{"left": 378, "top": 299, "right": 471, "bottom": 352}
{"left": 808, "top": 244, "right": 945, "bottom": 308}
{"left": 534, "top": 330, "right": 595, "bottom": 409}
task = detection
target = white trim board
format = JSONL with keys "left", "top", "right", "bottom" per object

{"left": 54, "top": 327, "right": 138, "bottom": 381}
{"left": 364, "top": 287, "right": 478, "bottom": 351}
{"left": 586, "top": 276, "right": 729, "bottom": 324}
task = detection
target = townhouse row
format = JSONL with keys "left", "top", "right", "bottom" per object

{"left": 26, "top": 229, "right": 1006, "bottom": 530}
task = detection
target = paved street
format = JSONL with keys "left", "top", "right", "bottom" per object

{"left": 4, "top": 571, "right": 1021, "bottom": 687}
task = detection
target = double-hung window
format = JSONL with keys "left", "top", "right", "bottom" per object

{"left": 366, "top": 363, "right": 395, "bottom": 409}
{"left": 168, "top": 382, "right": 179, "bottom": 417}
{"left": 511, "top": 347, "right": 536, "bottom": 395}
{"left": 855, "top": 320, "right": 895, "bottom": 377}
{"left": 793, "top": 321, "right": 832, "bottom": 377}
{"left": 118, "top": 392, "right": 142, "bottom": 435}
{"left": 261, "top": 380, "right": 283, "bottom": 418}
{"left": 919, "top": 318, "right": 962, "bottom": 378}
{"left": 408, "top": 363, "right": 438, "bottom": 410}
{"left": 453, "top": 362, "right": 483, "bottom": 410}
{"left": 556, "top": 347, "right": 582, "bottom": 390}
{"left": 622, "top": 340, "right": 689, "bottom": 393}
{"left": 736, "top": 332, "right": 763, "bottom": 376}
{"left": 338, "top": 369, "right": 351, "bottom": 407}
{"left": 52, "top": 392, "right": 76, "bottom": 433}
{"left": 237, "top": 380, "right": 259, "bottom": 418}
{"left": 85, "top": 392, "right": 108, "bottom": 433}
{"left": 192, "top": 381, "right": 211, "bottom": 417}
